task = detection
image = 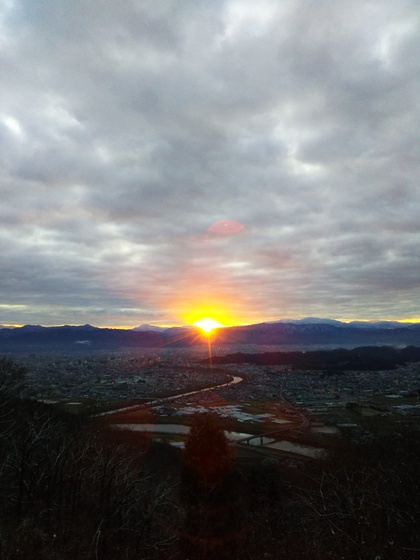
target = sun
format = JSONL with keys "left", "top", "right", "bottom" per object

{"left": 193, "top": 317, "right": 223, "bottom": 333}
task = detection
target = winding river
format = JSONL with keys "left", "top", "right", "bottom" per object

{"left": 100, "top": 375, "right": 326, "bottom": 460}
{"left": 97, "top": 375, "right": 243, "bottom": 417}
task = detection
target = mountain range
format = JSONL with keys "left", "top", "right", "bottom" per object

{"left": 0, "top": 319, "right": 419, "bottom": 350}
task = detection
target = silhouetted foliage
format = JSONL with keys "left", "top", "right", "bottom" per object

{"left": 0, "top": 391, "right": 419, "bottom": 559}
{"left": 183, "top": 413, "right": 234, "bottom": 488}
{"left": 0, "top": 400, "right": 180, "bottom": 559}
{"left": 180, "top": 414, "right": 240, "bottom": 559}
{"left": 0, "top": 356, "right": 26, "bottom": 396}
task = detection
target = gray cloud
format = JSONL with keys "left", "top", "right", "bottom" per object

{"left": 1, "top": 0, "right": 419, "bottom": 326}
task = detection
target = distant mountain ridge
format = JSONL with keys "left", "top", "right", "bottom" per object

{"left": 2, "top": 318, "right": 418, "bottom": 332}
{"left": 131, "top": 324, "right": 167, "bottom": 332}
{"left": 273, "top": 318, "right": 415, "bottom": 329}
{"left": 0, "top": 319, "right": 419, "bottom": 350}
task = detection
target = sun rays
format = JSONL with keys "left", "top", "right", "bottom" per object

{"left": 193, "top": 318, "right": 223, "bottom": 333}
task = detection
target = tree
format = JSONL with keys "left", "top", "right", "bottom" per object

{"left": 183, "top": 413, "right": 234, "bottom": 490}
{"left": 0, "top": 357, "right": 27, "bottom": 441}
{"left": 0, "top": 356, "right": 26, "bottom": 397}
{"left": 181, "top": 414, "right": 239, "bottom": 560}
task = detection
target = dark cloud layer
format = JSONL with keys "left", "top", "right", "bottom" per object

{"left": 1, "top": 0, "right": 419, "bottom": 326}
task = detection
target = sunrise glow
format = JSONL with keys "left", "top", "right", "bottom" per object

{"left": 178, "top": 298, "right": 239, "bottom": 329}
{"left": 193, "top": 318, "right": 223, "bottom": 333}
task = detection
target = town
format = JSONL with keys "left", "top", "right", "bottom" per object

{"left": 12, "top": 345, "right": 420, "bottom": 436}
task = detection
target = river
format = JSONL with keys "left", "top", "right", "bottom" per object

{"left": 111, "top": 422, "right": 325, "bottom": 458}
{"left": 96, "top": 375, "right": 243, "bottom": 417}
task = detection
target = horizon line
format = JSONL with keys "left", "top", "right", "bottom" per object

{"left": 2, "top": 317, "right": 420, "bottom": 330}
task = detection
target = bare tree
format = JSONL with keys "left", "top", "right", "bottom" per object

{"left": 0, "top": 356, "right": 26, "bottom": 397}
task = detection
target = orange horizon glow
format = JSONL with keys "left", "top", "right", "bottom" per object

{"left": 5, "top": 317, "right": 420, "bottom": 330}
{"left": 193, "top": 317, "right": 224, "bottom": 333}
{"left": 179, "top": 299, "right": 242, "bottom": 328}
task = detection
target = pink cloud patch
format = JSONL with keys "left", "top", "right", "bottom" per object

{"left": 208, "top": 219, "right": 245, "bottom": 235}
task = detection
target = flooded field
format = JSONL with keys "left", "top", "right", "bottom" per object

{"left": 112, "top": 422, "right": 327, "bottom": 459}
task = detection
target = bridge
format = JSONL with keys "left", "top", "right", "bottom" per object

{"left": 236, "top": 405, "right": 310, "bottom": 445}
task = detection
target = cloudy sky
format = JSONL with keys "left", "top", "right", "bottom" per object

{"left": 1, "top": 0, "right": 419, "bottom": 327}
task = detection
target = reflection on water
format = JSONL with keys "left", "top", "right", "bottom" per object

{"left": 113, "top": 423, "right": 190, "bottom": 434}
{"left": 112, "top": 423, "right": 326, "bottom": 458}
{"left": 112, "top": 423, "right": 248, "bottom": 440}
{"left": 311, "top": 426, "right": 339, "bottom": 435}
{"left": 266, "top": 440, "right": 326, "bottom": 458}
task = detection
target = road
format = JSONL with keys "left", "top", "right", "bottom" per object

{"left": 96, "top": 374, "right": 244, "bottom": 417}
